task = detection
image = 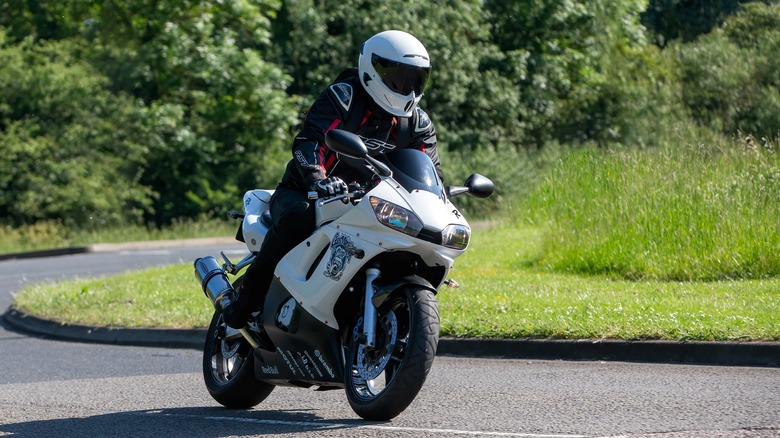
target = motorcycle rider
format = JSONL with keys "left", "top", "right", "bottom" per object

{"left": 221, "top": 30, "right": 443, "bottom": 329}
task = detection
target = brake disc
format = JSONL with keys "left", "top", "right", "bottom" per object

{"left": 356, "top": 311, "right": 398, "bottom": 381}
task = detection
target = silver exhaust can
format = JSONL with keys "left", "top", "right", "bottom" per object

{"left": 194, "top": 256, "right": 234, "bottom": 311}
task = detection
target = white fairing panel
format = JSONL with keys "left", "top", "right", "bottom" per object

{"left": 275, "top": 224, "right": 385, "bottom": 330}
{"left": 242, "top": 189, "right": 274, "bottom": 252}
{"left": 274, "top": 178, "right": 467, "bottom": 329}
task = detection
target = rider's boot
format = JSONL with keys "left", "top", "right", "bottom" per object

{"left": 220, "top": 285, "right": 259, "bottom": 329}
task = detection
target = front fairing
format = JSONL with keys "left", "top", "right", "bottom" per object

{"left": 275, "top": 150, "right": 468, "bottom": 330}
{"left": 329, "top": 178, "right": 469, "bottom": 261}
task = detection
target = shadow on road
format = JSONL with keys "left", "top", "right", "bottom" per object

{"left": 0, "top": 406, "right": 384, "bottom": 437}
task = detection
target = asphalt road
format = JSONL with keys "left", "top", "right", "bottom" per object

{"left": 1, "top": 245, "right": 779, "bottom": 437}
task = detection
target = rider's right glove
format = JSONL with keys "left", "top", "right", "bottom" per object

{"left": 311, "top": 176, "right": 348, "bottom": 198}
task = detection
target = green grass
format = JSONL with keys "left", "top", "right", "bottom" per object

{"left": 14, "top": 264, "right": 214, "bottom": 329}
{"left": 12, "top": 224, "right": 780, "bottom": 341}
{"left": 0, "top": 216, "right": 237, "bottom": 255}
{"left": 441, "top": 225, "right": 780, "bottom": 341}
{"left": 519, "top": 134, "right": 780, "bottom": 281}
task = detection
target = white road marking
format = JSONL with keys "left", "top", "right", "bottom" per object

{"left": 118, "top": 250, "right": 172, "bottom": 256}
{"left": 144, "top": 411, "right": 588, "bottom": 437}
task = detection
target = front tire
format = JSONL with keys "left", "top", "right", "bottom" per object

{"left": 202, "top": 311, "right": 274, "bottom": 408}
{"left": 345, "top": 287, "right": 440, "bottom": 420}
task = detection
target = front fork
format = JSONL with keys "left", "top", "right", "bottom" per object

{"left": 362, "top": 268, "right": 381, "bottom": 348}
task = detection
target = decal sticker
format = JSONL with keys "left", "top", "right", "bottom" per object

{"left": 285, "top": 349, "right": 305, "bottom": 376}
{"left": 324, "top": 232, "right": 354, "bottom": 281}
{"left": 260, "top": 365, "right": 280, "bottom": 375}
{"left": 294, "top": 150, "right": 309, "bottom": 167}
{"left": 315, "top": 350, "right": 336, "bottom": 378}
{"left": 277, "top": 349, "right": 298, "bottom": 376}
{"left": 359, "top": 136, "right": 396, "bottom": 153}
{"left": 296, "top": 351, "right": 315, "bottom": 379}
{"left": 329, "top": 83, "right": 353, "bottom": 111}
{"left": 303, "top": 350, "right": 324, "bottom": 378}
{"left": 415, "top": 107, "right": 432, "bottom": 132}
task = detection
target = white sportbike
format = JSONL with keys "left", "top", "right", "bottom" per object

{"left": 194, "top": 129, "right": 493, "bottom": 420}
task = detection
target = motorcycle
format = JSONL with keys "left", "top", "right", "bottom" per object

{"left": 194, "top": 129, "right": 493, "bottom": 420}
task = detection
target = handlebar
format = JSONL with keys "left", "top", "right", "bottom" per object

{"left": 312, "top": 182, "right": 367, "bottom": 205}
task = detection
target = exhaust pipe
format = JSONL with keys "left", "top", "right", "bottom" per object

{"left": 194, "top": 256, "right": 234, "bottom": 311}
{"left": 194, "top": 256, "right": 263, "bottom": 350}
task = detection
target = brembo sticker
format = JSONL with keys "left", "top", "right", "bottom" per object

{"left": 315, "top": 350, "right": 336, "bottom": 378}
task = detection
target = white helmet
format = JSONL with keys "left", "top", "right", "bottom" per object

{"left": 358, "top": 30, "right": 431, "bottom": 117}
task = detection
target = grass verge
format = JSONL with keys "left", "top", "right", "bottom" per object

{"left": 519, "top": 134, "right": 780, "bottom": 281}
{"left": 0, "top": 216, "right": 237, "bottom": 255}
{"left": 12, "top": 224, "right": 780, "bottom": 341}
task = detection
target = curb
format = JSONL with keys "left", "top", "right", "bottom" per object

{"left": 0, "top": 237, "right": 238, "bottom": 262}
{"left": 3, "top": 307, "right": 205, "bottom": 349}
{"left": 4, "top": 306, "right": 779, "bottom": 367}
{"left": 0, "top": 246, "right": 91, "bottom": 261}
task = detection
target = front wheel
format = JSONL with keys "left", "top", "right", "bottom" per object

{"left": 202, "top": 311, "right": 274, "bottom": 408}
{"left": 345, "top": 287, "right": 440, "bottom": 420}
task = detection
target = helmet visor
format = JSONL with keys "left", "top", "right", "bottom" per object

{"left": 372, "top": 54, "right": 430, "bottom": 95}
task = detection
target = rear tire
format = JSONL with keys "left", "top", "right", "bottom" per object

{"left": 202, "top": 311, "right": 274, "bottom": 409}
{"left": 345, "top": 287, "right": 440, "bottom": 420}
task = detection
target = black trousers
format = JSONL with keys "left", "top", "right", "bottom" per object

{"left": 239, "top": 185, "right": 316, "bottom": 311}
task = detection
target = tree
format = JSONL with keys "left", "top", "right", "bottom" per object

{"left": 0, "top": 35, "right": 153, "bottom": 228}
{"left": 676, "top": 2, "right": 780, "bottom": 138}
{"left": 2, "top": 1, "right": 300, "bottom": 225}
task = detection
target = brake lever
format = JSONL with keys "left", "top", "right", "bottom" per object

{"left": 317, "top": 188, "right": 365, "bottom": 206}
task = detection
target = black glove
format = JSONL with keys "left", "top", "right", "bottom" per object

{"left": 311, "top": 176, "right": 348, "bottom": 198}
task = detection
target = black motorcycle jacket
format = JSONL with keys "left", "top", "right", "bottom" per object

{"left": 279, "top": 68, "right": 442, "bottom": 191}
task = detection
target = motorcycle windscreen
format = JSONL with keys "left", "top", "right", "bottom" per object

{"left": 381, "top": 149, "right": 443, "bottom": 197}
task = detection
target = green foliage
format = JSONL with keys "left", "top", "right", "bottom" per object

{"left": 479, "top": 0, "right": 683, "bottom": 149}
{"left": 0, "top": 35, "right": 153, "bottom": 228}
{"left": 81, "top": 0, "right": 299, "bottom": 224}
{"left": 642, "top": 0, "right": 741, "bottom": 45}
{"left": 641, "top": 0, "right": 777, "bottom": 45}
{"left": 675, "top": 2, "right": 780, "bottom": 138}
{"left": 1, "top": 1, "right": 299, "bottom": 226}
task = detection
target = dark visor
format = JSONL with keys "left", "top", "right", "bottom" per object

{"left": 372, "top": 54, "right": 430, "bottom": 95}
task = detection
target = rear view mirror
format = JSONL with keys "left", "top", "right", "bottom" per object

{"left": 465, "top": 174, "right": 494, "bottom": 198}
{"left": 447, "top": 174, "right": 494, "bottom": 198}
{"left": 324, "top": 129, "right": 368, "bottom": 159}
{"left": 324, "top": 129, "right": 392, "bottom": 177}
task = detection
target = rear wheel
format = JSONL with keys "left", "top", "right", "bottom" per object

{"left": 202, "top": 311, "right": 274, "bottom": 408}
{"left": 345, "top": 287, "right": 440, "bottom": 420}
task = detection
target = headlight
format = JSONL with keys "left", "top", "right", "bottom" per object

{"left": 441, "top": 224, "right": 470, "bottom": 250}
{"left": 370, "top": 197, "right": 423, "bottom": 237}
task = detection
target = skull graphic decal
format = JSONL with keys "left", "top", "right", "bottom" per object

{"left": 324, "top": 232, "right": 354, "bottom": 281}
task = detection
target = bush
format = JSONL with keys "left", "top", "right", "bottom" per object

{"left": 675, "top": 2, "right": 780, "bottom": 139}
{"left": 0, "top": 36, "right": 153, "bottom": 228}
